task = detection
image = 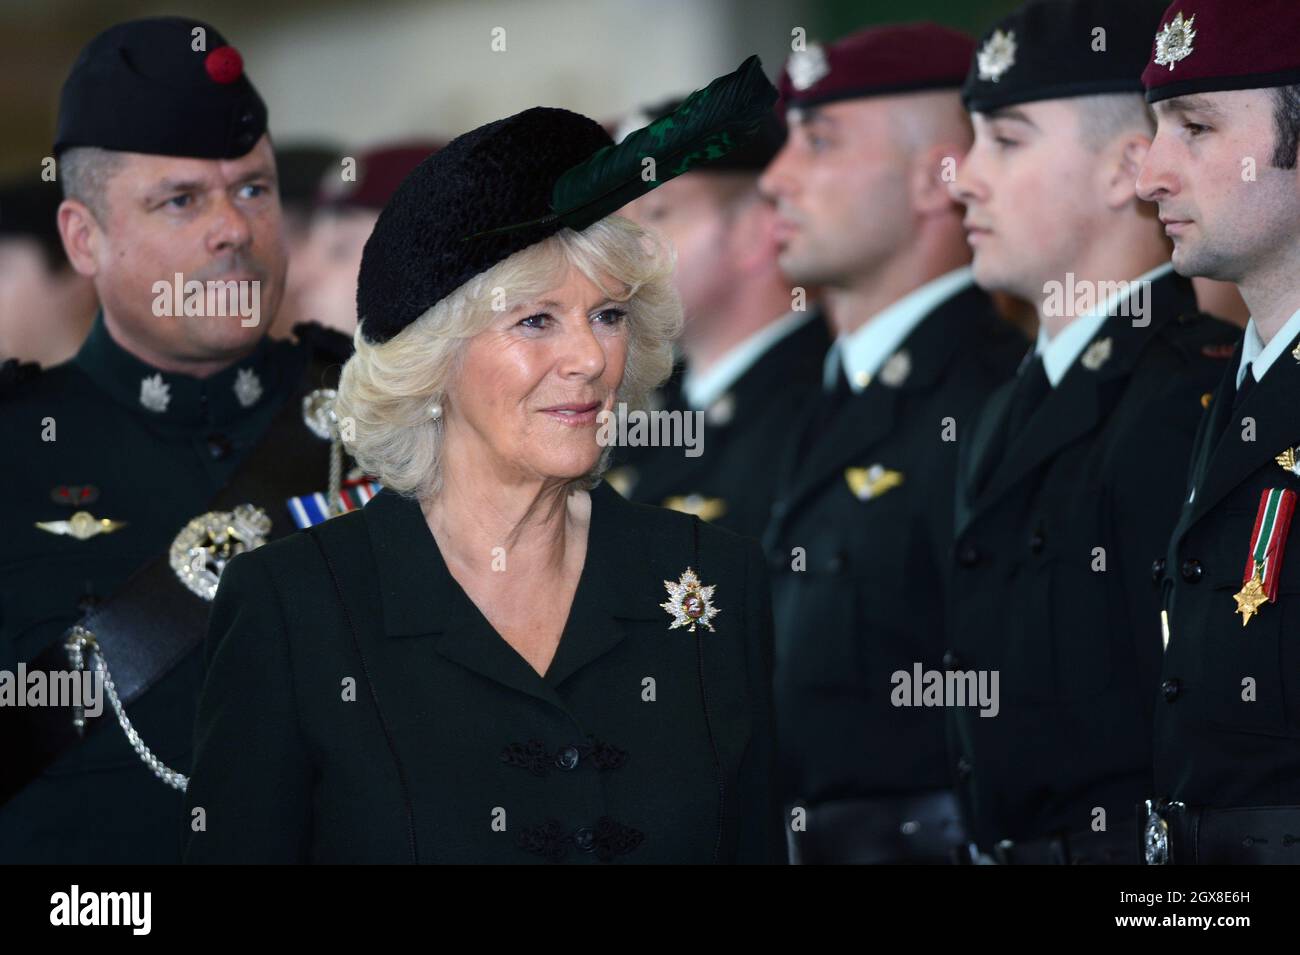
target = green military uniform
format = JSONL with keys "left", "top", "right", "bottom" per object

{"left": 609, "top": 311, "right": 830, "bottom": 540}
{"left": 949, "top": 270, "right": 1238, "bottom": 860}
{"left": 0, "top": 15, "right": 352, "bottom": 862}
{"left": 0, "top": 316, "right": 348, "bottom": 861}
{"left": 184, "top": 481, "right": 782, "bottom": 862}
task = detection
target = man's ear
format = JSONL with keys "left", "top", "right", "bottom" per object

{"left": 57, "top": 198, "right": 103, "bottom": 278}
{"left": 910, "top": 142, "right": 964, "bottom": 217}
{"left": 1107, "top": 134, "right": 1151, "bottom": 209}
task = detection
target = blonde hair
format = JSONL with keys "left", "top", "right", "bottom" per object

{"left": 335, "top": 214, "right": 681, "bottom": 501}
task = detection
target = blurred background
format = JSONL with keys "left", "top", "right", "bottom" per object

{"left": 1, "top": 0, "right": 1022, "bottom": 177}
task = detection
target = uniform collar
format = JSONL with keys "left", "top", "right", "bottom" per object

{"left": 73, "top": 311, "right": 280, "bottom": 428}
{"left": 1035, "top": 262, "right": 1175, "bottom": 387}
{"left": 825, "top": 266, "right": 974, "bottom": 393}
{"left": 1237, "top": 305, "right": 1300, "bottom": 388}
{"left": 682, "top": 310, "right": 816, "bottom": 410}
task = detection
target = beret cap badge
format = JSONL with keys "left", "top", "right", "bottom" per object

{"left": 1154, "top": 12, "right": 1197, "bottom": 71}
{"left": 976, "top": 29, "right": 1017, "bottom": 83}
{"left": 786, "top": 42, "right": 830, "bottom": 92}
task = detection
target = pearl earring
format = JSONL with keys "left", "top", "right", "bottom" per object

{"left": 429, "top": 402, "right": 443, "bottom": 421}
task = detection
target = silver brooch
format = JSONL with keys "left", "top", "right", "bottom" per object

{"left": 977, "top": 29, "right": 1017, "bottom": 83}
{"left": 233, "top": 367, "right": 263, "bottom": 408}
{"left": 660, "top": 567, "right": 720, "bottom": 633}
{"left": 787, "top": 43, "right": 830, "bottom": 92}
{"left": 1154, "top": 12, "right": 1196, "bottom": 71}
{"left": 880, "top": 349, "right": 912, "bottom": 387}
{"left": 169, "top": 504, "right": 271, "bottom": 601}
{"left": 1081, "top": 337, "right": 1113, "bottom": 372}
{"left": 302, "top": 388, "right": 339, "bottom": 439}
{"left": 139, "top": 373, "right": 171, "bottom": 413}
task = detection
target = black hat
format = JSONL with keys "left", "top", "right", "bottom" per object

{"left": 618, "top": 97, "right": 785, "bottom": 171}
{"left": 356, "top": 56, "right": 778, "bottom": 345}
{"left": 962, "top": 0, "right": 1170, "bottom": 113}
{"left": 54, "top": 16, "right": 267, "bottom": 159}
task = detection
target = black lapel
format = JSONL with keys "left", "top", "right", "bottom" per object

{"left": 361, "top": 483, "right": 660, "bottom": 709}
{"left": 771, "top": 284, "right": 996, "bottom": 529}
{"left": 1180, "top": 328, "right": 1300, "bottom": 536}
{"left": 954, "top": 374, "right": 1018, "bottom": 539}
{"left": 973, "top": 270, "right": 1197, "bottom": 508}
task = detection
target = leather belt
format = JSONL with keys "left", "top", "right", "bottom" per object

{"left": 788, "top": 790, "right": 965, "bottom": 864}
{"left": 957, "top": 821, "right": 1136, "bottom": 865}
{"left": 1141, "top": 798, "right": 1300, "bottom": 864}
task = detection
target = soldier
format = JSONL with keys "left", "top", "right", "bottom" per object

{"left": 758, "top": 24, "right": 1025, "bottom": 863}
{"left": 1137, "top": 0, "right": 1300, "bottom": 864}
{"left": 0, "top": 179, "right": 97, "bottom": 365}
{"left": 0, "top": 17, "right": 353, "bottom": 862}
{"left": 944, "top": 0, "right": 1240, "bottom": 865}
{"left": 293, "top": 142, "right": 441, "bottom": 338}
{"left": 613, "top": 100, "right": 829, "bottom": 540}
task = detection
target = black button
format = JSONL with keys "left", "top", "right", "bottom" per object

{"left": 239, "top": 111, "right": 255, "bottom": 125}
{"left": 767, "top": 553, "right": 785, "bottom": 571}
{"left": 76, "top": 593, "right": 101, "bottom": 614}
{"left": 1029, "top": 532, "right": 1045, "bottom": 555}
{"left": 956, "top": 756, "right": 973, "bottom": 779}
{"left": 825, "top": 551, "right": 846, "bottom": 573}
{"left": 1180, "top": 559, "right": 1203, "bottom": 583}
{"left": 1162, "top": 679, "right": 1181, "bottom": 703}
{"left": 573, "top": 827, "right": 595, "bottom": 851}
{"left": 942, "top": 650, "right": 962, "bottom": 671}
{"left": 206, "top": 433, "right": 233, "bottom": 460}
{"left": 555, "top": 746, "right": 580, "bottom": 771}
{"left": 958, "top": 544, "right": 980, "bottom": 567}
{"left": 1151, "top": 558, "right": 1166, "bottom": 584}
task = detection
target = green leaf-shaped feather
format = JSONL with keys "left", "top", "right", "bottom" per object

{"left": 553, "top": 55, "right": 778, "bottom": 230}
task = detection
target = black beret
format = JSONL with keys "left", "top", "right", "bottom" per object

{"left": 618, "top": 98, "right": 785, "bottom": 172}
{"left": 963, "top": 0, "right": 1170, "bottom": 113}
{"left": 54, "top": 16, "right": 267, "bottom": 159}
{"left": 356, "top": 108, "right": 612, "bottom": 345}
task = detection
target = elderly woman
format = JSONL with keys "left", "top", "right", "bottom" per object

{"left": 183, "top": 64, "right": 784, "bottom": 863}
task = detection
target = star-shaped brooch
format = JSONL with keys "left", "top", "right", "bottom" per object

{"left": 660, "top": 567, "right": 720, "bottom": 633}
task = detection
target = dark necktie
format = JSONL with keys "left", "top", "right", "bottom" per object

{"left": 972, "top": 353, "right": 1050, "bottom": 495}
{"left": 1232, "top": 364, "right": 1257, "bottom": 413}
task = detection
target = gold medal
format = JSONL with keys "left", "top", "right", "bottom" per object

{"left": 1233, "top": 570, "right": 1268, "bottom": 628}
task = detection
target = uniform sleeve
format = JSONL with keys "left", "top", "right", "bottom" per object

{"left": 733, "top": 537, "right": 787, "bottom": 863}
{"left": 184, "top": 549, "right": 313, "bottom": 863}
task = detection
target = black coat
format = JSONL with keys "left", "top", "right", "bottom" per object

{"left": 948, "top": 271, "right": 1240, "bottom": 849}
{"left": 762, "top": 284, "right": 1024, "bottom": 809}
{"left": 1156, "top": 324, "right": 1300, "bottom": 808}
{"left": 608, "top": 313, "right": 830, "bottom": 541}
{"left": 183, "top": 481, "right": 784, "bottom": 863}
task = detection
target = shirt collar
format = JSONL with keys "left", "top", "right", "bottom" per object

{"left": 825, "top": 267, "right": 974, "bottom": 393}
{"left": 1035, "top": 262, "right": 1175, "bottom": 387}
{"left": 682, "top": 310, "right": 815, "bottom": 410}
{"left": 1237, "top": 305, "right": 1300, "bottom": 388}
{"left": 73, "top": 311, "right": 281, "bottom": 428}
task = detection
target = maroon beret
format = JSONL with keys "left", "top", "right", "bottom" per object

{"left": 318, "top": 141, "right": 443, "bottom": 211}
{"left": 778, "top": 22, "right": 975, "bottom": 110}
{"left": 1143, "top": 1, "right": 1300, "bottom": 103}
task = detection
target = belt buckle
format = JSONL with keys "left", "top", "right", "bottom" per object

{"left": 1142, "top": 798, "right": 1185, "bottom": 865}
